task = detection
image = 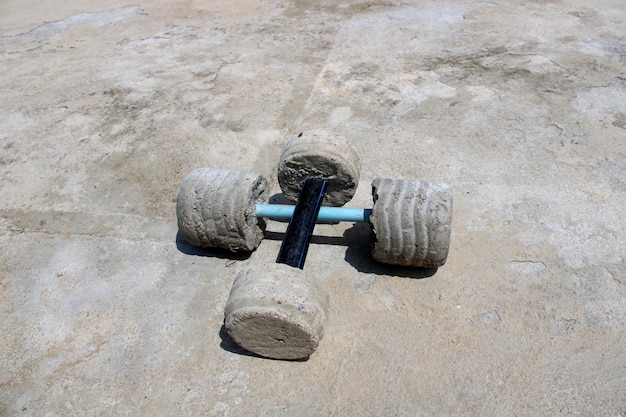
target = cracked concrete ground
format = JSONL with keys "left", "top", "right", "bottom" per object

{"left": 1, "top": 0, "right": 625, "bottom": 415}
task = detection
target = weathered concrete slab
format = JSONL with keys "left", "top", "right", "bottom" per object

{"left": 1, "top": 0, "right": 624, "bottom": 415}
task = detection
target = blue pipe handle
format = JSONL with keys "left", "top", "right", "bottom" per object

{"left": 256, "top": 204, "right": 372, "bottom": 223}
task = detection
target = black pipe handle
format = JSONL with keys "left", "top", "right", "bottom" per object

{"left": 276, "top": 178, "right": 327, "bottom": 269}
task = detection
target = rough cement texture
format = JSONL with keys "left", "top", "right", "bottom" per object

{"left": 370, "top": 178, "right": 453, "bottom": 267}
{"left": 0, "top": 0, "right": 625, "bottom": 415}
{"left": 225, "top": 263, "right": 330, "bottom": 360}
{"left": 277, "top": 130, "right": 361, "bottom": 206}
{"left": 177, "top": 168, "right": 268, "bottom": 252}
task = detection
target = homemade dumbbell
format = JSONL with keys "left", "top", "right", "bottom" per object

{"left": 177, "top": 168, "right": 453, "bottom": 268}
{"left": 224, "top": 178, "right": 331, "bottom": 360}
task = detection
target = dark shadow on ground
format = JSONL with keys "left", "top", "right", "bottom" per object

{"left": 263, "top": 230, "right": 346, "bottom": 246}
{"left": 269, "top": 192, "right": 293, "bottom": 205}
{"left": 219, "top": 325, "right": 309, "bottom": 362}
{"left": 175, "top": 231, "right": 252, "bottom": 261}
{"left": 218, "top": 325, "right": 263, "bottom": 358}
{"left": 263, "top": 223, "right": 437, "bottom": 279}
{"left": 342, "top": 222, "right": 438, "bottom": 279}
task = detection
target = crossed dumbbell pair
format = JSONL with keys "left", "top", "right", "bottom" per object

{"left": 177, "top": 130, "right": 453, "bottom": 360}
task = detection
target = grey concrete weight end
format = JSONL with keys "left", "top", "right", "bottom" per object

{"left": 224, "top": 264, "right": 330, "bottom": 360}
{"left": 277, "top": 130, "right": 361, "bottom": 207}
{"left": 370, "top": 178, "right": 453, "bottom": 268}
{"left": 176, "top": 168, "right": 269, "bottom": 252}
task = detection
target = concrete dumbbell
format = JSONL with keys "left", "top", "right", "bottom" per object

{"left": 225, "top": 178, "right": 330, "bottom": 360}
{"left": 177, "top": 168, "right": 453, "bottom": 268}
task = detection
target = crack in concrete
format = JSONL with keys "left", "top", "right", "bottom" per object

{"left": 508, "top": 259, "right": 547, "bottom": 275}
{"left": 0, "top": 209, "right": 174, "bottom": 243}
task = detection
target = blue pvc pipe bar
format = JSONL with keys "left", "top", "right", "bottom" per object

{"left": 256, "top": 204, "right": 372, "bottom": 223}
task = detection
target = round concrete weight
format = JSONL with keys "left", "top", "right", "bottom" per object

{"left": 277, "top": 130, "right": 361, "bottom": 207}
{"left": 224, "top": 264, "right": 330, "bottom": 360}
{"left": 369, "top": 178, "right": 453, "bottom": 268}
{"left": 176, "top": 168, "right": 269, "bottom": 252}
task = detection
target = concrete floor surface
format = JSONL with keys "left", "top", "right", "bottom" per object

{"left": 1, "top": 0, "right": 625, "bottom": 415}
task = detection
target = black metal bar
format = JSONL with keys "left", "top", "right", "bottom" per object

{"left": 276, "top": 178, "right": 327, "bottom": 269}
